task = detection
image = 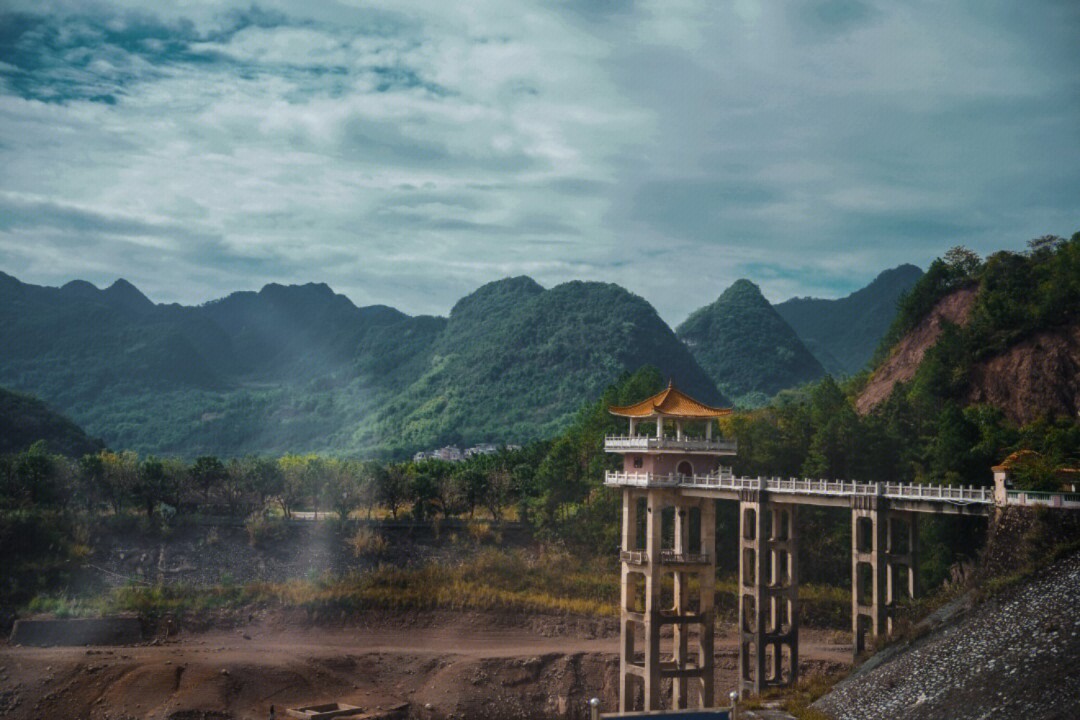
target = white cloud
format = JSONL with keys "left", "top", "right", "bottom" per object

{"left": 0, "top": 1, "right": 1077, "bottom": 323}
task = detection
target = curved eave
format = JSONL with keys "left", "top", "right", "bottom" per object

{"left": 608, "top": 408, "right": 732, "bottom": 419}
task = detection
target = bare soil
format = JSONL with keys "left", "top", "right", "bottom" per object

{"left": 855, "top": 286, "right": 976, "bottom": 415}
{"left": 0, "top": 611, "right": 849, "bottom": 720}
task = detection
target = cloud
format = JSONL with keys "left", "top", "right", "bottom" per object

{"left": 0, "top": 1, "right": 1077, "bottom": 324}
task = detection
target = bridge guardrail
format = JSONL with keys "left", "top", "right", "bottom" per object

{"left": 605, "top": 471, "right": 995, "bottom": 504}
{"left": 1007, "top": 490, "right": 1080, "bottom": 509}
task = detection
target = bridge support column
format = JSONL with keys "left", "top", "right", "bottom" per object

{"left": 852, "top": 495, "right": 886, "bottom": 656}
{"left": 852, "top": 497, "right": 921, "bottom": 657}
{"left": 739, "top": 490, "right": 798, "bottom": 696}
{"left": 619, "top": 488, "right": 716, "bottom": 712}
{"left": 885, "top": 511, "right": 919, "bottom": 636}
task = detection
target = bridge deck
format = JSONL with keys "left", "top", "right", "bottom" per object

{"left": 604, "top": 471, "right": 995, "bottom": 513}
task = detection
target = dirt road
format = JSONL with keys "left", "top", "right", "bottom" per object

{"left": 0, "top": 614, "right": 849, "bottom": 720}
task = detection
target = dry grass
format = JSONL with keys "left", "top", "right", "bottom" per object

{"left": 110, "top": 547, "right": 621, "bottom": 619}
{"left": 346, "top": 527, "right": 389, "bottom": 558}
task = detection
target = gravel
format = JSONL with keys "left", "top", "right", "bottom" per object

{"left": 814, "top": 551, "right": 1080, "bottom": 720}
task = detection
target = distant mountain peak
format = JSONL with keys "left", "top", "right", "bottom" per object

{"left": 677, "top": 279, "right": 825, "bottom": 405}
{"left": 59, "top": 279, "right": 100, "bottom": 298}
{"left": 449, "top": 275, "right": 545, "bottom": 318}
{"left": 103, "top": 278, "right": 155, "bottom": 313}
{"left": 775, "top": 264, "right": 924, "bottom": 376}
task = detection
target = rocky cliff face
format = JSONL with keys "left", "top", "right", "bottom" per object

{"left": 856, "top": 283, "right": 1080, "bottom": 425}
{"left": 855, "top": 287, "right": 977, "bottom": 414}
{"left": 965, "top": 325, "right": 1080, "bottom": 425}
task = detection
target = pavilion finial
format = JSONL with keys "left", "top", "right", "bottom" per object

{"left": 668, "top": 377, "right": 674, "bottom": 388}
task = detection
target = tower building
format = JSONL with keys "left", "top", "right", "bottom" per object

{"left": 604, "top": 381, "right": 735, "bottom": 712}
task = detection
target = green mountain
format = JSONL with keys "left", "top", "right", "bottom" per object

{"left": 859, "top": 235, "right": 1080, "bottom": 426}
{"left": 0, "top": 272, "right": 723, "bottom": 457}
{"left": 0, "top": 387, "right": 103, "bottom": 457}
{"left": 677, "top": 279, "right": 826, "bottom": 406}
{"left": 370, "top": 278, "right": 726, "bottom": 454}
{"left": 775, "top": 264, "right": 924, "bottom": 375}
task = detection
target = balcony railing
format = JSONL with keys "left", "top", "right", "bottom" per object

{"left": 604, "top": 435, "right": 738, "bottom": 454}
{"left": 659, "top": 550, "right": 710, "bottom": 565}
{"left": 619, "top": 550, "right": 711, "bottom": 565}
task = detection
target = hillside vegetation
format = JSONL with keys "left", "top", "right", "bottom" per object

{"left": 678, "top": 279, "right": 826, "bottom": 406}
{"left": 0, "top": 272, "right": 721, "bottom": 457}
{"left": 860, "top": 236, "right": 1080, "bottom": 426}
{"left": 0, "top": 388, "right": 103, "bottom": 457}
{"left": 776, "top": 264, "right": 923, "bottom": 376}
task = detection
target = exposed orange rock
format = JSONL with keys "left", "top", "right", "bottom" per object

{"left": 965, "top": 324, "right": 1080, "bottom": 425}
{"left": 855, "top": 286, "right": 978, "bottom": 415}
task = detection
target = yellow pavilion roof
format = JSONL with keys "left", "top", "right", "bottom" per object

{"left": 609, "top": 381, "right": 731, "bottom": 419}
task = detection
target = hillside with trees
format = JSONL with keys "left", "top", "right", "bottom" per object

{"left": 0, "top": 272, "right": 722, "bottom": 458}
{"left": 677, "top": 279, "right": 826, "bottom": 406}
{"left": 775, "top": 264, "right": 924, "bottom": 376}
{"left": 0, "top": 388, "right": 103, "bottom": 457}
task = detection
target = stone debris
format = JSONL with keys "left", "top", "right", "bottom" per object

{"left": 814, "top": 551, "right": 1080, "bottom": 720}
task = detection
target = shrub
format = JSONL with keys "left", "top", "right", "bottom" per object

{"left": 346, "top": 527, "right": 389, "bottom": 558}
{"left": 245, "top": 513, "right": 288, "bottom": 547}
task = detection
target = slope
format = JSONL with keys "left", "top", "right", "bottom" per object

{"left": 678, "top": 279, "right": 826, "bottom": 406}
{"left": 0, "top": 272, "right": 722, "bottom": 457}
{"left": 371, "top": 277, "right": 727, "bottom": 454}
{"left": 775, "top": 264, "right": 923, "bottom": 376}
{"left": 856, "top": 235, "right": 1080, "bottom": 424}
{"left": 814, "top": 546, "right": 1080, "bottom": 720}
{"left": 0, "top": 387, "right": 104, "bottom": 457}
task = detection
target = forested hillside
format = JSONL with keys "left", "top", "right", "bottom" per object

{"left": 775, "top": 264, "right": 923, "bottom": 375}
{"left": 0, "top": 388, "right": 103, "bottom": 457}
{"left": 725, "top": 235, "right": 1080, "bottom": 500}
{"left": 0, "top": 272, "right": 723, "bottom": 458}
{"left": 677, "top": 279, "right": 825, "bottom": 406}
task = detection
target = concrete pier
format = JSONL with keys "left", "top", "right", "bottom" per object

{"left": 739, "top": 490, "right": 798, "bottom": 696}
{"left": 619, "top": 487, "right": 716, "bottom": 711}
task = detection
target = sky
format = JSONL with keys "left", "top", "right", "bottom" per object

{"left": 0, "top": 0, "right": 1077, "bottom": 325}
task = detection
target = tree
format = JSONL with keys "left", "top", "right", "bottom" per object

{"left": 190, "top": 456, "right": 226, "bottom": 505}
{"left": 14, "top": 441, "right": 58, "bottom": 507}
{"left": 134, "top": 456, "right": 168, "bottom": 518}
{"left": 78, "top": 453, "right": 106, "bottom": 512}
{"left": 357, "top": 461, "right": 383, "bottom": 519}
{"left": 943, "top": 245, "right": 982, "bottom": 279}
{"left": 378, "top": 463, "right": 410, "bottom": 520}
{"left": 100, "top": 450, "right": 139, "bottom": 514}
{"left": 323, "top": 459, "right": 362, "bottom": 521}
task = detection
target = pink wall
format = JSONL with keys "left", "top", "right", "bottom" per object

{"left": 623, "top": 453, "right": 720, "bottom": 476}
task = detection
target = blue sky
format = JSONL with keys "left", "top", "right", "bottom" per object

{"left": 1, "top": 0, "right": 1077, "bottom": 324}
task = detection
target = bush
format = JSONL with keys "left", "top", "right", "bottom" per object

{"left": 346, "top": 527, "right": 389, "bottom": 558}
{"left": 245, "top": 513, "right": 288, "bottom": 547}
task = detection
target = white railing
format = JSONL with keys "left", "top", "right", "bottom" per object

{"left": 605, "top": 471, "right": 996, "bottom": 505}
{"left": 604, "top": 435, "right": 738, "bottom": 453}
{"left": 1007, "top": 490, "right": 1080, "bottom": 509}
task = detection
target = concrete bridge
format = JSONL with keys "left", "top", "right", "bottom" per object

{"left": 604, "top": 441, "right": 1080, "bottom": 711}
{"left": 602, "top": 383, "right": 1080, "bottom": 713}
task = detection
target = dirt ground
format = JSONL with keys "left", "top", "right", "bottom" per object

{"left": 0, "top": 612, "right": 850, "bottom": 720}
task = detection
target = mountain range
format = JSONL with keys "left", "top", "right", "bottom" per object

{"left": 775, "top": 264, "right": 925, "bottom": 375}
{"left": 0, "top": 266, "right": 920, "bottom": 457}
